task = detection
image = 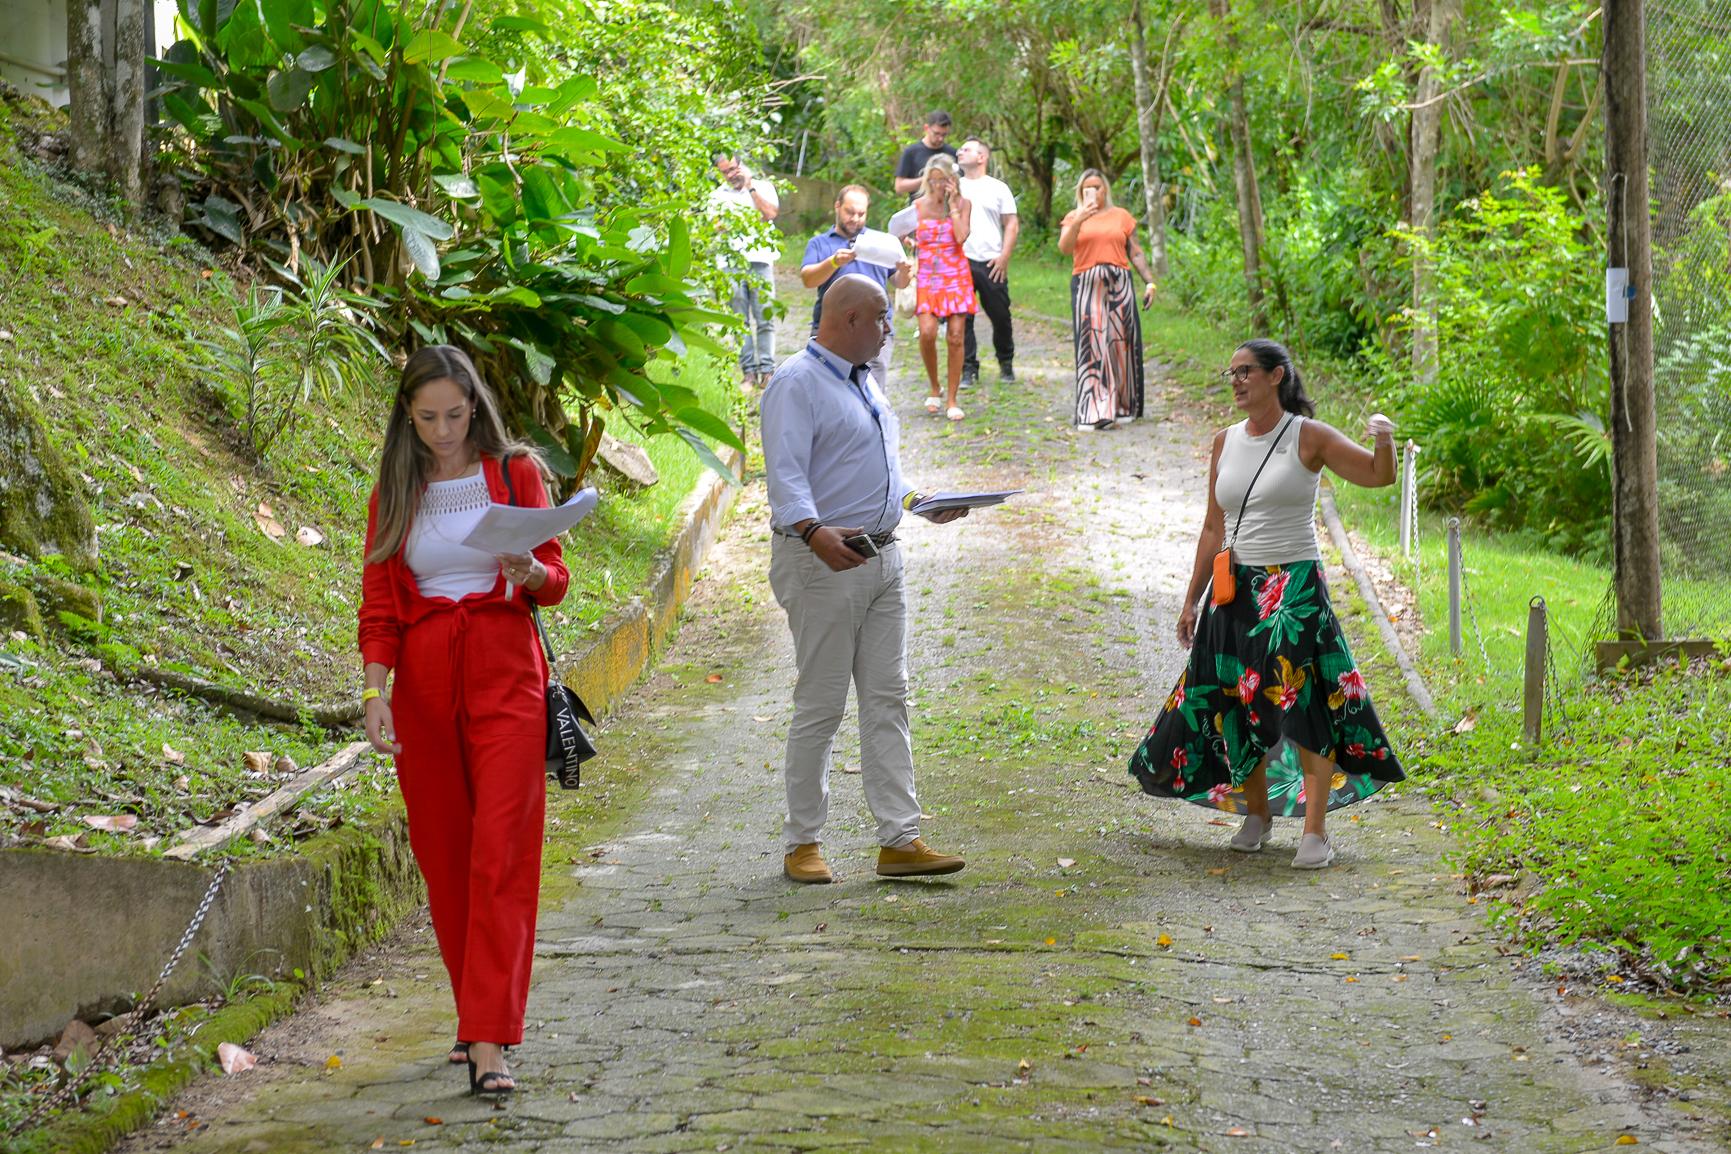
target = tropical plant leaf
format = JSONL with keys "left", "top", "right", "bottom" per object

{"left": 402, "top": 29, "right": 464, "bottom": 64}
{"left": 397, "top": 226, "right": 440, "bottom": 279}
{"left": 356, "top": 198, "right": 454, "bottom": 241}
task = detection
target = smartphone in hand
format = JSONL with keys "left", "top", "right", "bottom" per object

{"left": 842, "top": 533, "right": 880, "bottom": 558}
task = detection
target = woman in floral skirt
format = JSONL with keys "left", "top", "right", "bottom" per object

{"left": 1128, "top": 339, "right": 1403, "bottom": 869}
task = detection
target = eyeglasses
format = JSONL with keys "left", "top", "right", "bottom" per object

{"left": 1219, "top": 365, "right": 1256, "bottom": 383}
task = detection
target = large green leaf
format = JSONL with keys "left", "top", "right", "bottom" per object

{"left": 664, "top": 215, "right": 691, "bottom": 280}
{"left": 258, "top": 0, "right": 311, "bottom": 51}
{"left": 674, "top": 406, "right": 745, "bottom": 452}
{"left": 615, "top": 310, "right": 672, "bottom": 348}
{"left": 433, "top": 172, "right": 480, "bottom": 198}
{"left": 475, "top": 168, "right": 518, "bottom": 225}
{"left": 397, "top": 226, "right": 440, "bottom": 279}
{"left": 545, "top": 126, "right": 628, "bottom": 155}
{"left": 265, "top": 66, "right": 315, "bottom": 112}
{"left": 460, "top": 88, "right": 518, "bottom": 122}
{"left": 519, "top": 167, "right": 564, "bottom": 224}
{"left": 524, "top": 421, "right": 578, "bottom": 476}
{"left": 490, "top": 15, "right": 549, "bottom": 34}
{"left": 546, "top": 74, "right": 599, "bottom": 118}
{"left": 402, "top": 29, "right": 464, "bottom": 64}
{"left": 357, "top": 197, "right": 454, "bottom": 241}
{"left": 676, "top": 429, "right": 740, "bottom": 485}
{"left": 151, "top": 55, "right": 220, "bottom": 88}
{"left": 443, "top": 57, "right": 504, "bottom": 84}
{"left": 296, "top": 43, "right": 336, "bottom": 71}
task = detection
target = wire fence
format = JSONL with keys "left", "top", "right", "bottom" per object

{"left": 1646, "top": 0, "right": 1731, "bottom": 640}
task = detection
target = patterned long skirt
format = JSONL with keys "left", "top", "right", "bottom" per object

{"left": 1071, "top": 264, "right": 1144, "bottom": 426}
{"left": 1129, "top": 560, "right": 1404, "bottom": 815}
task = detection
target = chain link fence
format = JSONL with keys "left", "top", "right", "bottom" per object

{"left": 1646, "top": 0, "right": 1731, "bottom": 640}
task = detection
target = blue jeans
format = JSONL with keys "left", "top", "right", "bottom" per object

{"left": 730, "top": 262, "right": 776, "bottom": 376}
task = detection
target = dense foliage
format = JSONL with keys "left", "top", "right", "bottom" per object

{"left": 756, "top": 0, "right": 1615, "bottom": 550}
{"left": 155, "top": 0, "right": 772, "bottom": 482}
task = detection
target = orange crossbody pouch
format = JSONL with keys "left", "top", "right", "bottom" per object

{"left": 1212, "top": 416, "right": 1294, "bottom": 608}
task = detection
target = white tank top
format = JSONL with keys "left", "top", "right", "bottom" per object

{"left": 405, "top": 472, "right": 499, "bottom": 600}
{"left": 1214, "top": 415, "right": 1321, "bottom": 565}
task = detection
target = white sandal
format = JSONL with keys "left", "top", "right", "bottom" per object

{"left": 946, "top": 406, "right": 965, "bottom": 421}
{"left": 925, "top": 395, "right": 942, "bottom": 413}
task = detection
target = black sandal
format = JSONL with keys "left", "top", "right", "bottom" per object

{"left": 448, "top": 1040, "right": 470, "bottom": 1065}
{"left": 467, "top": 1059, "right": 515, "bottom": 1097}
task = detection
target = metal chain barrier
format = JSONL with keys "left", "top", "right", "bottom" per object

{"left": 13, "top": 857, "right": 232, "bottom": 1135}
{"left": 1454, "top": 535, "right": 1500, "bottom": 674}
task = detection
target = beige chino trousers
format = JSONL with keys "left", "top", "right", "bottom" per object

{"left": 768, "top": 534, "right": 921, "bottom": 852}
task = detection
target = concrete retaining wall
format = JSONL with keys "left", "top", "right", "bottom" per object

{"left": 0, "top": 446, "right": 745, "bottom": 1051}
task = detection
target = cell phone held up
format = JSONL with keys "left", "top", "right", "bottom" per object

{"left": 842, "top": 533, "right": 880, "bottom": 558}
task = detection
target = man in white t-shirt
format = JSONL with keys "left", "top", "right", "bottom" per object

{"left": 956, "top": 138, "right": 1019, "bottom": 385}
{"left": 711, "top": 153, "right": 782, "bottom": 389}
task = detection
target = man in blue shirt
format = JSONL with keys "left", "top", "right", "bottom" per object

{"left": 800, "top": 185, "right": 911, "bottom": 389}
{"left": 760, "top": 275, "right": 968, "bottom": 885}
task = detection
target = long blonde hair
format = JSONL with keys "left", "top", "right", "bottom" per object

{"left": 917, "top": 153, "right": 960, "bottom": 201}
{"left": 1073, "top": 167, "right": 1114, "bottom": 211}
{"left": 365, "top": 344, "right": 543, "bottom": 564}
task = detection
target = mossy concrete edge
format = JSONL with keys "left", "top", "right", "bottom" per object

{"left": 563, "top": 446, "right": 745, "bottom": 717}
{"left": 11, "top": 983, "right": 301, "bottom": 1154}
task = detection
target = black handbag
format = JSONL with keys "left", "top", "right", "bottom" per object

{"left": 501, "top": 460, "right": 597, "bottom": 789}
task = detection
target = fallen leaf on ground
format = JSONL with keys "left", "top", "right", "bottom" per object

{"left": 1057, "top": 857, "right": 1076, "bottom": 869}
{"left": 83, "top": 814, "right": 138, "bottom": 832}
{"left": 1330, "top": 952, "right": 1350, "bottom": 960}
{"left": 45, "top": 834, "right": 95, "bottom": 852}
{"left": 162, "top": 744, "right": 185, "bottom": 764}
{"left": 1156, "top": 933, "right": 1173, "bottom": 949}
{"left": 253, "top": 506, "right": 286, "bottom": 539}
{"left": 295, "top": 526, "right": 325, "bottom": 547}
{"left": 243, "top": 751, "right": 273, "bottom": 774}
{"left": 1207, "top": 866, "right": 1229, "bottom": 876}
{"left": 705, "top": 673, "right": 724, "bottom": 683}
{"left": 1187, "top": 1017, "right": 1203, "bottom": 1027}
{"left": 370, "top": 1141, "right": 384, "bottom": 1150}
{"left": 422, "top": 1117, "right": 442, "bottom": 1126}
{"left": 1133, "top": 1095, "right": 1163, "bottom": 1106}
{"left": 1616, "top": 1138, "right": 1639, "bottom": 1146}
{"left": 324, "top": 1055, "right": 343, "bottom": 1071}
{"left": 1453, "top": 712, "right": 1477, "bottom": 733}
{"left": 217, "top": 1042, "right": 256, "bottom": 1074}
{"left": 1225, "top": 1127, "right": 1251, "bottom": 1137}
{"left": 1016, "top": 1058, "right": 1032, "bottom": 1074}
{"left": 751, "top": 715, "right": 773, "bottom": 723}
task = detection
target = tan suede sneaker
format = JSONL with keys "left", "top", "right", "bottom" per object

{"left": 876, "top": 838, "right": 965, "bottom": 878}
{"left": 783, "top": 843, "right": 834, "bottom": 884}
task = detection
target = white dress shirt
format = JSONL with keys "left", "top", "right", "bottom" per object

{"left": 761, "top": 340, "right": 907, "bottom": 536}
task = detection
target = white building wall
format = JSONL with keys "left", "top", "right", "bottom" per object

{"left": 0, "top": 0, "right": 183, "bottom": 109}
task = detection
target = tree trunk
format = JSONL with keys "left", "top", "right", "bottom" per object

{"left": 63, "top": 0, "right": 149, "bottom": 208}
{"left": 1212, "top": 0, "right": 1267, "bottom": 334}
{"left": 1408, "top": 0, "right": 1457, "bottom": 388}
{"left": 1129, "top": 0, "right": 1169, "bottom": 279}
{"left": 1604, "top": 0, "right": 1662, "bottom": 641}
{"left": 111, "top": 0, "right": 148, "bottom": 206}
{"left": 67, "top": 0, "right": 108, "bottom": 178}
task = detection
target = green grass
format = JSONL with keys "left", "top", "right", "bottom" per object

{"left": 0, "top": 95, "right": 737, "bottom": 855}
{"left": 1335, "top": 484, "right": 1731, "bottom": 993}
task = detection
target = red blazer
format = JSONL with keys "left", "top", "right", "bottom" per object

{"left": 358, "top": 453, "right": 571, "bottom": 671}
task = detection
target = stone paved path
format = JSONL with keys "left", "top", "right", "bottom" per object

{"left": 121, "top": 272, "right": 1730, "bottom": 1154}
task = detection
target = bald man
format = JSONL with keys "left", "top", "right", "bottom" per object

{"left": 760, "top": 277, "right": 970, "bottom": 884}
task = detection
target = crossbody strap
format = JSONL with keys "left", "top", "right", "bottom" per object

{"left": 1228, "top": 415, "right": 1296, "bottom": 547}
{"left": 499, "top": 457, "right": 558, "bottom": 668}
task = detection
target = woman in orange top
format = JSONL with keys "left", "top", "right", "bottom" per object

{"left": 1058, "top": 169, "right": 1156, "bottom": 430}
{"left": 359, "top": 345, "right": 569, "bottom": 1098}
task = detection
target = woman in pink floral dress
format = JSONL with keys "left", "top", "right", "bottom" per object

{"left": 912, "top": 154, "right": 974, "bottom": 421}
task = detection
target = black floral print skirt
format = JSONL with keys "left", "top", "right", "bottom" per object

{"left": 1129, "top": 560, "right": 1403, "bottom": 816}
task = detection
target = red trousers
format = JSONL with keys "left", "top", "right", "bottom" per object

{"left": 392, "top": 599, "right": 546, "bottom": 1045}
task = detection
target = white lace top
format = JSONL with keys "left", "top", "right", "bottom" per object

{"left": 404, "top": 472, "right": 498, "bottom": 601}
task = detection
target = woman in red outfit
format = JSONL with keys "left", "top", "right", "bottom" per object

{"left": 912, "top": 153, "right": 974, "bottom": 421}
{"left": 358, "top": 345, "right": 569, "bottom": 1098}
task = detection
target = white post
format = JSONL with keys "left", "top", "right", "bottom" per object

{"left": 1399, "top": 441, "right": 1420, "bottom": 561}
{"left": 1447, "top": 517, "right": 1463, "bottom": 657}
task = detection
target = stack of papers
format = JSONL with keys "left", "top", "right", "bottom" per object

{"left": 461, "top": 487, "right": 599, "bottom": 553}
{"left": 850, "top": 228, "right": 906, "bottom": 269}
{"left": 909, "top": 489, "right": 1023, "bottom": 516}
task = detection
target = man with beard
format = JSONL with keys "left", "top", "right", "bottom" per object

{"left": 799, "top": 185, "right": 911, "bottom": 388}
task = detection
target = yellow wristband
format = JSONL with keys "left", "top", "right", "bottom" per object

{"left": 902, "top": 490, "right": 921, "bottom": 510}
{"left": 361, "top": 687, "right": 382, "bottom": 703}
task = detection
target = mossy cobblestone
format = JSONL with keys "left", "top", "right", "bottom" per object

{"left": 115, "top": 283, "right": 1730, "bottom": 1152}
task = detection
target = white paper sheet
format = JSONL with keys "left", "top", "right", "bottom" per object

{"left": 461, "top": 487, "right": 599, "bottom": 555}
{"left": 851, "top": 228, "right": 906, "bottom": 269}
{"left": 886, "top": 203, "right": 920, "bottom": 240}
{"left": 909, "top": 489, "right": 1023, "bottom": 516}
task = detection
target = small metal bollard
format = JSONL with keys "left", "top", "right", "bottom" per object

{"left": 1522, "top": 596, "right": 1548, "bottom": 744}
{"left": 1447, "top": 518, "right": 1463, "bottom": 657}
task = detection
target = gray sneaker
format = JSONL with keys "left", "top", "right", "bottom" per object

{"left": 1229, "top": 813, "right": 1271, "bottom": 852}
{"left": 1292, "top": 833, "right": 1336, "bottom": 869}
